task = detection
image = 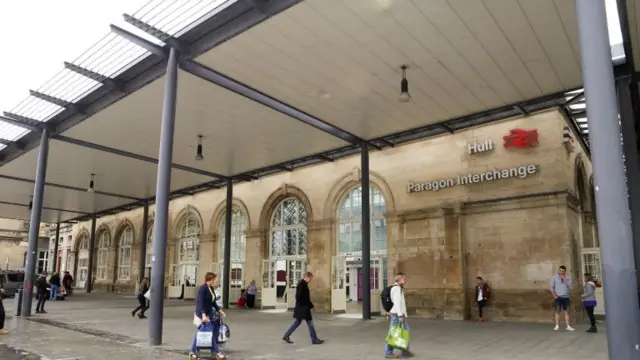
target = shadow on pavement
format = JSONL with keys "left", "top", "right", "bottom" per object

{"left": 0, "top": 344, "right": 48, "bottom": 360}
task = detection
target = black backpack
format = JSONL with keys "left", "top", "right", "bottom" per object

{"left": 380, "top": 284, "right": 397, "bottom": 312}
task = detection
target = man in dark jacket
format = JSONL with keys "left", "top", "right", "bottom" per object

{"left": 282, "top": 271, "right": 324, "bottom": 345}
{"left": 475, "top": 276, "right": 490, "bottom": 322}
{"left": 132, "top": 277, "right": 150, "bottom": 319}
{"left": 35, "top": 274, "right": 48, "bottom": 314}
{"left": 62, "top": 272, "right": 73, "bottom": 296}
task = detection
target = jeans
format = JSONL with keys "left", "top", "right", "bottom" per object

{"left": 0, "top": 300, "right": 5, "bottom": 329}
{"left": 50, "top": 285, "right": 58, "bottom": 300}
{"left": 585, "top": 306, "right": 596, "bottom": 327}
{"left": 36, "top": 293, "right": 47, "bottom": 312}
{"left": 477, "top": 300, "right": 486, "bottom": 318}
{"left": 283, "top": 318, "right": 318, "bottom": 341}
{"left": 191, "top": 319, "right": 220, "bottom": 354}
{"left": 384, "top": 315, "right": 410, "bottom": 356}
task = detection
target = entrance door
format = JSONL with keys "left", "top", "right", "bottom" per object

{"left": 76, "top": 256, "right": 88, "bottom": 289}
{"left": 286, "top": 260, "right": 305, "bottom": 310}
{"left": 370, "top": 257, "right": 382, "bottom": 314}
{"left": 180, "top": 264, "right": 198, "bottom": 299}
{"left": 168, "top": 264, "right": 181, "bottom": 298}
{"left": 331, "top": 256, "right": 347, "bottom": 313}
{"left": 261, "top": 259, "right": 277, "bottom": 309}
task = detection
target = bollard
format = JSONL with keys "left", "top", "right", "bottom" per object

{"left": 13, "top": 288, "right": 22, "bottom": 316}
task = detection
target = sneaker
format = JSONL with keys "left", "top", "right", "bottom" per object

{"left": 553, "top": 325, "right": 559, "bottom": 331}
{"left": 0, "top": 329, "right": 9, "bottom": 335}
{"left": 586, "top": 327, "right": 598, "bottom": 333}
{"left": 312, "top": 339, "right": 325, "bottom": 345}
{"left": 478, "top": 317, "right": 484, "bottom": 323}
{"left": 188, "top": 352, "right": 198, "bottom": 360}
{"left": 566, "top": 326, "right": 575, "bottom": 331}
{"left": 282, "top": 337, "right": 293, "bottom": 344}
{"left": 215, "top": 353, "right": 225, "bottom": 360}
{"left": 385, "top": 355, "right": 400, "bottom": 359}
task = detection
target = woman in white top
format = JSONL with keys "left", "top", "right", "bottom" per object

{"left": 384, "top": 272, "right": 412, "bottom": 359}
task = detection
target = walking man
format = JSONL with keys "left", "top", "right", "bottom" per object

{"left": 550, "top": 265, "right": 575, "bottom": 331}
{"left": 384, "top": 272, "right": 413, "bottom": 358}
{"left": 35, "top": 274, "right": 48, "bottom": 314}
{"left": 475, "top": 276, "right": 490, "bottom": 322}
{"left": 132, "top": 277, "right": 150, "bottom": 319}
{"left": 282, "top": 271, "right": 324, "bottom": 345}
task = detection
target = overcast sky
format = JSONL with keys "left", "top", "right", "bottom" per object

{"left": 0, "top": 0, "right": 624, "bottom": 114}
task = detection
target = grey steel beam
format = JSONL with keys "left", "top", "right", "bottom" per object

{"left": 179, "top": 59, "right": 376, "bottom": 148}
{"left": 52, "top": 135, "right": 226, "bottom": 179}
{"left": 0, "top": 115, "right": 43, "bottom": 133}
{"left": 110, "top": 24, "right": 167, "bottom": 58}
{"left": 0, "top": 173, "right": 141, "bottom": 202}
{"left": 222, "top": 178, "right": 233, "bottom": 309}
{"left": 123, "top": 14, "right": 172, "bottom": 44}
{"left": 139, "top": 200, "right": 149, "bottom": 282}
{"left": 86, "top": 214, "right": 97, "bottom": 293}
{"left": 21, "top": 129, "right": 49, "bottom": 317}
{"left": 441, "top": 124, "right": 454, "bottom": 134}
{"left": 565, "top": 92, "right": 585, "bottom": 106}
{"left": 576, "top": 1, "right": 640, "bottom": 359}
{"left": 149, "top": 47, "right": 179, "bottom": 346}
{"left": 361, "top": 142, "right": 371, "bottom": 320}
{"left": 51, "top": 222, "right": 61, "bottom": 272}
{"left": 63, "top": 62, "right": 125, "bottom": 92}
{"left": 29, "top": 90, "right": 75, "bottom": 110}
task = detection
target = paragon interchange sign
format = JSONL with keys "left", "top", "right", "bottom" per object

{"left": 407, "top": 164, "right": 538, "bottom": 193}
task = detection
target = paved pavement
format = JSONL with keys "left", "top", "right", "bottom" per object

{"left": 0, "top": 293, "right": 608, "bottom": 359}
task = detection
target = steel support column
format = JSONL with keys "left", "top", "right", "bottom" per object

{"left": 618, "top": 78, "right": 640, "bottom": 308}
{"left": 360, "top": 143, "right": 371, "bottom": 320}
{"left": 149, "top": 47, "right": 179, "bottom": 346}
{"left": 576, "top": 1, "right": 640, "bottom": 358}
{"left": 86, "top": 214, "right": 97, "bottom": 293}
{"left": 139, "top": 200, "right": 149, "bottom": 282}
{"left": 51, "top": 222, "right": 61, "bottom": 273}
{"left": 222, "top": 178, "right": 233, "bottom": 309}
{"left": 20, "top": 129, "right": 49, "bottom": 317}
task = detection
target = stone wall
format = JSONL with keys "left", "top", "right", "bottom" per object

{"left": 66, "top": 109, "right": 594, "bottom": 321}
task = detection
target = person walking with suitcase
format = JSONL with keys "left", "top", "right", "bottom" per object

{"left": 282, "top": 271, "right": 324, "bottom": 345}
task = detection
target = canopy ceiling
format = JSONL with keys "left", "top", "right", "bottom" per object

{"left": 0, "top": 0, "right": 634, "bottom": 223}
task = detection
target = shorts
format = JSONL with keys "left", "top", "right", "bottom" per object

{"left": 554, "top": 297, "right": 570, "bottom": 312}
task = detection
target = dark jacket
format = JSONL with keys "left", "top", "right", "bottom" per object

{"left": 138, "top": 282, "right": 149, "bottom": 297}
{"left": 475, "top": 283, "right": 490, "bottom": 302}
{"left": 35, "top": 277, "right": 48, "bottom": 295}
{"left": 293, "top": 279, "right": 314, "bottom": 321}
{"left": 195, "top": 284, "right": 221, "bottom": 319}
{"left": 49, "top": 274, "right": 61, "bottom": 287}
{"left": 62, "top": 274, "right": 73, "bottom": 287}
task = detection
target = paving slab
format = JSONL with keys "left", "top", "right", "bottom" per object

{"left": 0, "top": 293, "right": 609, "bottom": 360}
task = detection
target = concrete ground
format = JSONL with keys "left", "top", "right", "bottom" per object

{"left": 0, "top": 293, "right": 608, "bottom": 360}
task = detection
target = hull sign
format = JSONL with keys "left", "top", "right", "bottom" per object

{"left": 407, "top": 164, "right": 538, "bottom": 193}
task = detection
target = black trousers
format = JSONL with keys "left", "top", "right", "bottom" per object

{"left": 36, "top": 293, "right": 47, "bottom": 312}
{"left": 0, "top": 300, "right": 5, "bottom": 329}
{"left": 477, "top": 300, "right": 486, "bottom": 318}
{"left": 585, "top": 306, "right": 596, "bottom": 327}
{"left": 133, "top": 294, "right": 148, "bottom": 315}
{"left": 246, "top": 294, "right": 256, "bottom": 308}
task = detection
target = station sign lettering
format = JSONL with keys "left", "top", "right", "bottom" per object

{"left": 407, "top": 164, "right": 538, "bottom": 193}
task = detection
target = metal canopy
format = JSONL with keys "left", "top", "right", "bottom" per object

{"left": 0, "top": 0, "right": 635, "bottom": 223}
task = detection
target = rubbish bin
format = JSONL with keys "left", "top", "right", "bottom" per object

{"left": 13, "top": 288, "right": 22, "bottom": 316}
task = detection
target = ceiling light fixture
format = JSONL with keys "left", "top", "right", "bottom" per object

{"left": 195, "top": 135, "right": 204, "bottom": 161}
{"left": 87, "top": 173, "right": 95, "bottom": 193}
{"left": 399, "top": 65, "right": 411, "bottom": 103}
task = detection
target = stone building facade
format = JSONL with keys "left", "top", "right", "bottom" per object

{"left": 65, "top": 108, "right": 600, "bottom": 322}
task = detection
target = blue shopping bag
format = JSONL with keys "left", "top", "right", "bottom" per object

{"left": 196, "top": 322, "right": 214, "bottom": 349}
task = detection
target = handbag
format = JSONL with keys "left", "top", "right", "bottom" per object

{"left": 218, "top": 320, "right": 231, "bottom": 344}
{"left": 144, "top": 289, "right": 151, "bottom": 300}
{"left": 195, "top": 323, "right": 213, "bottom": 349}
{"left": 193, "top": 314, "right": 203, "bottom": 327}
{"left": 385, "top": 324, "right": 410, "bottom": 350}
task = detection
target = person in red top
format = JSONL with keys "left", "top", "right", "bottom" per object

{"left": 475, "top": 277, "right": 490, "bottom": 322}
{"left": 236, "top": 289, "right": 246, "bottom": 308}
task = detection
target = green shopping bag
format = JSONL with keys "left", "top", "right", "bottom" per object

{"left": 385, "top": 325, "right": 410, "bottom": 350}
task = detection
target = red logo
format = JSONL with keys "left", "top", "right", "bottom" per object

{"left": 503, "top": 129, "right": 538, "bottom": 149}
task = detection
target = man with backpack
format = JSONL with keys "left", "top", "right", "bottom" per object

{"left": 381, "top": 272, "right": 413, "bottom": 358}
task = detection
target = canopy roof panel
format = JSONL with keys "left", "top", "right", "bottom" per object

{"left": 0, "top": 140, "right": 212, "bottom": 201}
{"left": 201, "top": 0, "right": 583, "bottom": 140}
{"left": 0, "top": 202, "right": 81, "bottom": 224}
{"left": 61, "top": 71, "right": 348, "bottom": 176}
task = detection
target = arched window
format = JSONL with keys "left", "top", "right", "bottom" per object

{"left": 219, "top": 209, "right": 247, "bottom": 288}
{"left": 96, "top": 230, "right": 111, "bottom": 280}
{"left": 219, "top": 209, "right": 247, "bottom": 262}
{"left": 270, "top": 197, "right": 308, "bottom": 257}
{"left": 178, "top": 215, "right": 201, "bottom": 263}
{"left": 117, "top": 226, "right": 134, "bottom": 280}
{"left": 145, "top": 225, "right": 153, "bottom": 271}
{"left": 79, "top": 236, "right": 89, "bottom": 250}
{"left": 337, "top": 186, "right": 387, "bottom": 253}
